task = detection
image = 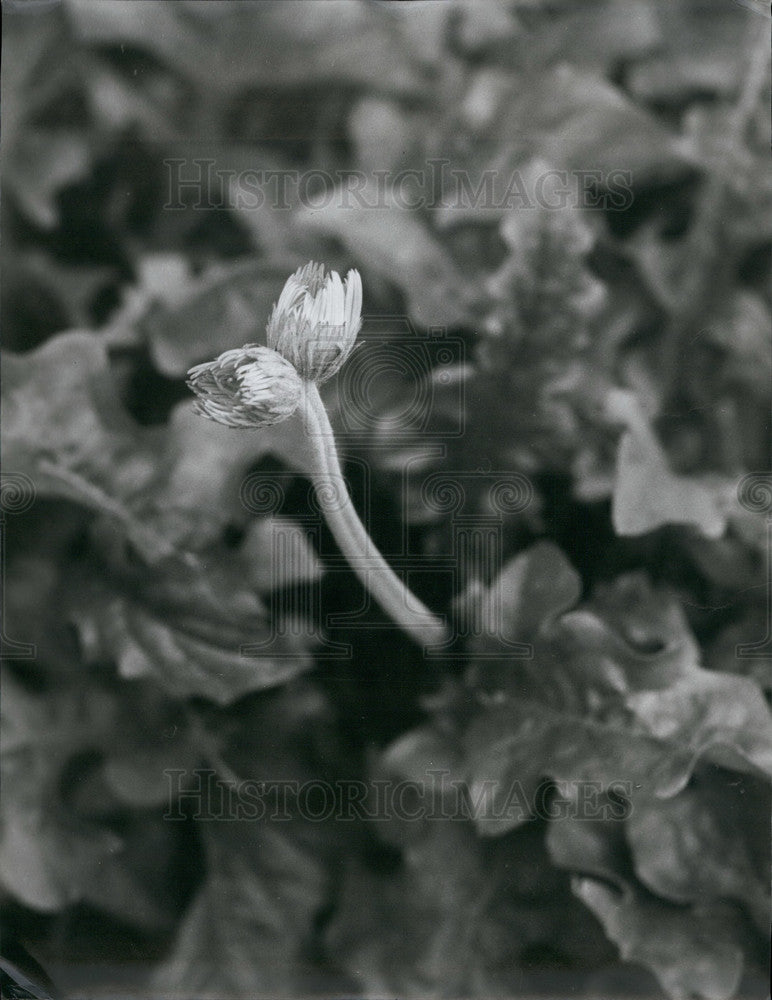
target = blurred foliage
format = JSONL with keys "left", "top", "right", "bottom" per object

{"left": 1, "top": 1, "right": 770, "bottom": 998}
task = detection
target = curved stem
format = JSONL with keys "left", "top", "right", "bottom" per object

{"left": 300, "top": 382, "right": 448, "bottom": 648}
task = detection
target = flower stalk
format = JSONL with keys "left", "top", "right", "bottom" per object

{"left": 300, "top": 382, "right": 448, "bottom": 647}
{"left": 187, "top": 261, "right": 448, "bottom": 649}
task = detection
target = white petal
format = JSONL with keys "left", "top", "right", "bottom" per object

{"left": 275, "top": 275, "right": 305, "bottom": 316}
{"left": 326, "top": 271, "right": 345, "bottom": 326}
{"left": 344, "top": 269, "right": 362, "bottom": 331}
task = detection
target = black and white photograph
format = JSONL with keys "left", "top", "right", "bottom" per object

{"left": 1, "top": 1, "right": 771, "bottom": 998}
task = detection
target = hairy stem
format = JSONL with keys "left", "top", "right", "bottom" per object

{"left": 299, "top": 382, "right": 449, "bottom": 648}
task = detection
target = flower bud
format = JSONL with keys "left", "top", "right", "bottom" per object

{"left": 266, "top": 261, "right": 362, "bottom": 384}
{"left": 187, "top": 345, "right": 302, "bottom": 428}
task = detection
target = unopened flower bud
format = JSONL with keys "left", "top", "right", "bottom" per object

{"left": 266, "top": 261, "right": 362, "bottom": 384}
{"left": 187, "top": 345, "right": 302, "bottom": 428}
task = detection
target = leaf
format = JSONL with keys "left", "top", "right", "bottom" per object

{"left": 464, "top": 564, "right": 772, "bottom": 834}
{"left": 3, "top": 503, "right": 93, "bottom": 670}
{"left": 3, "top": 0, "right": 74, "bottom": 154}
{"left": 626, "top": 775, "right": 770, "bottom": 932}
{"left": 547, "top": 804, "right": 762, "bottom": 1000}
{"left": 3, "top": 3, "right": 93, "bottom": 228}
{"left": 326, "top": 823, "right": 517, "bottom": 998}
{"left": 460, "top": 540, "right": 582, "bottom": 649}
{"left": 378, "top": 726, "right": 465, "bottom": 787}
{"left": 1, "top": 332, "right": 168, "bottom": 560}
{"left": 0, "top": 673, "right": 119, "bottom": 911}
{"left": 243, "top": 518, "right": 323, "bottom": 592}
{"left": 612, "top": 428, "right": 735, "bottom": 539}
{"left": 2, "top": 332, "right": 140, "bottom": 484}
{"left": 326, "top": 814, "right": 613, "bottom": 997}
{"left": 75, "top": 811, "right": 183, "bottom": 934}
{"left": 146, "top": 399, "right": 315, "bottom": 549}
{"left": 5, "top": 130, "right": 94, "bottom": 230}
{"left": 296, "top": 179, "right": 475, "bottom": 327}
{"left": 79, "top": 49, "right": 192, "bottom": 141}
{"left": 134, "top": 257, "right": 300, "bottom": 377}
{"left": 573, "top": 879, "right": 744, "bottom": 1000}
{"left": 349, "top": 96, "right": 423, "bottom": 176}
{"left": 5, "top": 329, "right": 320, "bottom": 703}
{"left": 505, "top": 64, "right": 692, "bottom": 183}
{"left": 625, "top": 222, "right": 686, "bottom": 312}
{"left": 69, "top": 534, "right": 316, "bottom": 706}
{"left": 365, "top": 725, "right": 467, "bottom": 849}
{"left": 625, "top": 668, "right": 772, "bottom": 792}
{"left": 5, "top": 252, "right": 116, "bottom": 336}
{"left": 607, "top": 389, "right": 738, "bottom": 539}
{"left": 99, "top": 681, "right": 200, "bottom": 808}
{"left": 2, "top": 329, "right": 315, "bottom": 556}
{"left": 101, "top": 253, "right": 192, "bottom": 348}
{"left": 584, "top": 572, "right": 700, "bottom": 674}
{"left": 546, "top": 807, "right": 634, "bottom": 890}
{"left": 152, "top": 821, "right": 329, "bottom": 997}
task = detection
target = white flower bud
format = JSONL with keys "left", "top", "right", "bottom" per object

{"left": 187, "top": 345, "right": 302, "bottom": 428}
{"left": 266, "top": 261, "right": 363, "bottom": 384}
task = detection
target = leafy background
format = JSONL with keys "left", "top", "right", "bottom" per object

{"left": 1, "top": 1, "right": 770, "bottom": 998}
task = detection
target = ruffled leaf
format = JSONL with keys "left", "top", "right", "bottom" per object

{"left": 464, "top": 557, "right": 772, "bottom": 834}
{"left": 69, "top": 532, "right": 316, "bottom": 706}
{"left": 573, "top": 879, "right": 743, "bottom": 1000}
